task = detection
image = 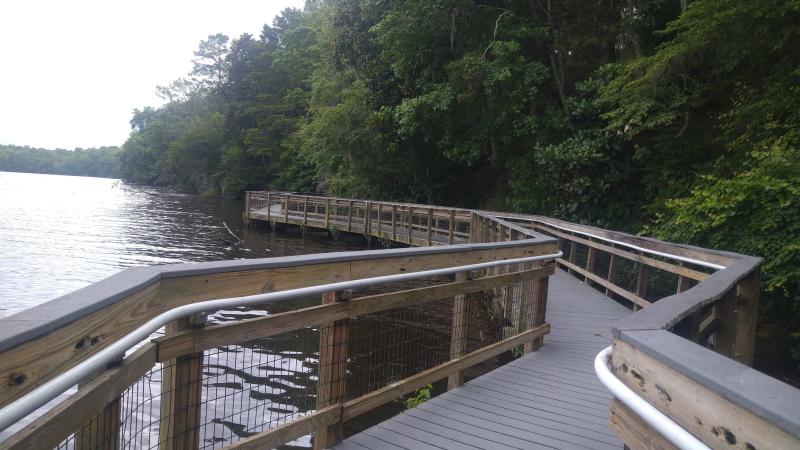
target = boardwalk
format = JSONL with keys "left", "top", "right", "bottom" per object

{"left": 335, "top": 270, "right": 628, "bottom": 449}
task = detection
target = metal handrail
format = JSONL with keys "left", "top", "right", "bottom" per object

{"left": 0, "top": 251, "right": 562, "bottom": 433}
{"left": 493, "top": 215, "right": 727, "bottom": 271}
{"left": 594, "top": 346, "right": 710, "bottom": 450}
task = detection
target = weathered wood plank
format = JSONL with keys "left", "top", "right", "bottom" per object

{"left": 611, "top": 337, "right": 800, "bottom": 450}
{"left": 1, "top": 344, "right": 157, "bottom": 450}
{"left": 156, "top": 266, "right": 553, "bottom": 359}
{"left": 225, "top": 407, "right": 340, "bottom": 450}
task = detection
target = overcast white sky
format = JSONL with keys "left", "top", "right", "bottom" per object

{"left": 0, "top": 0, "right": 305, "bottom": 150}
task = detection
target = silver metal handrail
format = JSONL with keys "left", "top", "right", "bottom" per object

{"left": 594, "top": 346, "right": 710, "bottom": 450}
{"left": 0, "top": 251, "right": 562, "bottom": 433}
{"left": 494, "top": 215, "right": 726, "bottom": 271}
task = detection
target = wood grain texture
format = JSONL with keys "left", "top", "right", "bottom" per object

{"left": 1, "top": 344, "right": 157, "bottom": 450}
{"left": 225, "top": 407, "right": 340, "bottom": 450}
{"left": 611, "top": 338, "right": 799, "bottom": 450}
{"left": 609, "top": 399, "right": 678, "bottom": 450}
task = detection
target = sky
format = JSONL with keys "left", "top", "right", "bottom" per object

{"left": 0, "top": 0, "right": 305, "bottom": 150}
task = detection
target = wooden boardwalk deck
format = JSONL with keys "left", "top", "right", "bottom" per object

{"left": 334, "top": 270, "right": 629, "bottom": 450}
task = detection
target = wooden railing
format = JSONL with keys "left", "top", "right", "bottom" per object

{"left": 481, "top": 212, "right": 800, "bottom": 450}
{"left": 0, "top": 221, "right": 557, "bottom": 449}
{"left": 2, "top": 191, "right": 797, "bottom": 450}
{"left": 246, "top": 191, "right": 475, "bottom": 246}
{"left": 245, "top": 193, "right": 800, "bottom": 449}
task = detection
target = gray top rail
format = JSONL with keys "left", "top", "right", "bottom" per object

{"left": 0, "top": 236, "right": 554, "bottom": 354}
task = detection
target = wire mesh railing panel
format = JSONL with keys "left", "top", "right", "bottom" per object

{"left": 346, "top": 298, "right": 454, "bottom": 401}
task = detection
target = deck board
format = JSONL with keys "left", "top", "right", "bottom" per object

{"left": 333, "top": 270, "right": 628, "bottom": 449}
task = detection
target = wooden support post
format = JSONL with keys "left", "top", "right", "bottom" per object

{"left": 365, "top": 202, "right": 371, "bottom": 236}
{"left": 325, "top": 198, "right": 330, "bottom": 228}
{"left": 347, "top": 200, "right": 353, "bottom": 231}
{"left": 159, "top": 315, "right": 204, "bottom": 450}
{"left": 408, "top": 207, "right": 414, "bottom": 243}
{"left": 584, "top": 247, "right": 596, "bottom": 284}
{"left": 266, "top": 192, "right": 271, "bottom": 221}
{"left": 284, "top": 195, "right": 289, "bottom": 222}
{"left": 676, "top": 262, "right": 689, "bottom": 293}
{"left": 568, "top": 240, "right": 577, "bottom": 275}
{"left": 426, "top": 208, "right": 433, "bottom": 245}
{"left": 391, "top": 205, "right": 397, "bottom": 241}
{"left": 448, "top": 272, "right": 470, "bottom": 390}
{"left": 303, "top": 196, "right": 309, "bottom": 226}
{"left": 448, "top": 210, "right": 455, "bottom": 245}
{"left": 377, "top": 203, "right": 382, "bottom": 236}
{"left": 677, "top": 276, "right": 689, "bottom": 293}
{"left": 635, "top": 263, "right": 649, "bottom": 310}
{"left": 244, "top": 191, "right": 251, "bottom": 225}
{"left": 734, "top": 270, "right": 760, "bottom": 366}
{"left": 315, "top": 291, "right": 350, "bottom": 450}
{"left": 717, "top": 271, "right": 760, "bottom": 365}
{"left": 75, "top": 359, "right": 122, "bottom": 450}
{"left": 525, "top": 265, "right": 550, "bottom": 353}
{"left": 606, "top": 250, "right": 617, "bottom": 296}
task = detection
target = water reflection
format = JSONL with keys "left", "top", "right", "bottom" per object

{"left": 0, "top": 171, "right": 365, "bottom": 317}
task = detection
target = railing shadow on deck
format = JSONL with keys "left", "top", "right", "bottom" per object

{"left": 0, "top": 191, "right": 797, "bottom": 450}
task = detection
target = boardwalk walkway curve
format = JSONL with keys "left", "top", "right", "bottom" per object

{"left": 0, "top": 191, "right": 796, "bottom": 450}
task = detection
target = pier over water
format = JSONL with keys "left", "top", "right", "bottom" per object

{"left": 0, "top": 191, "right": 796, "bottom": 450}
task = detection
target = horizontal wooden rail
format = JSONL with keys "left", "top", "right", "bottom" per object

{"left": 0, "top": 238, "right": 555, "bottom": 409}
{"left": 557, "top": 258, "right": 650, "bottom": 308}
{"left": 530, "top": 224, "right": 709, "bottom": 281}
{"left": 342, "top": 323, "right": 550, "bottom": 421}
{"left": 155, "top": 266, "right": 554, "bottom": 361}
{"left": 225, "top": 406, "right": 340, "bottom": 450}
{"left": 1, "top": 344, "right": 158, "bottom": 449}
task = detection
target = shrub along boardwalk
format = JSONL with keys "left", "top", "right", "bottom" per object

{"left": 334, "top": 270, "right": 628, "bottom": 450}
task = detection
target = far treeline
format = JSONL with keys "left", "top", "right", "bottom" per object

{"left": 0, "top": 145, "right": 121, "bottom": 178}
{"left": 118, "top": 0, "right": 800, "bottom": 375}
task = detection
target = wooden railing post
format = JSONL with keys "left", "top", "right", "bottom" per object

{"left": 365, "top": 201, "right": 371, "bottom": 236}
{"left": 266, "top": 192, "right": 271, "bottom": 221}
{"left": 635, "top": 263, "right": 649, "bottom": 310}
{"left": 718, "top": 270, "right": 760, "bottom": 365}
{"left": 284, "top": 195, "right": 290, "bottom": 222}
{"left": 325, "top": 198, "right": 330, "bottom": 228}
{"left": 585, "top": 246, "right": 596, "bottom": 284}
{"left": 567, "top": 239, "right": 577, "bottom": 275}
{"left": 408, "top": 207, "right": 414, "bottom": 242}
{"left": 448, "top": 210, "right": 455, "bottom": 244}
{"left": 75, "top": 358, "right": 123, "bottom": 450}
{"left": 377, "top": 203, "right": 382, "bottom": 236}
{"left": 303, "top": 196, "right": 309, "bottom": 226}
{"left": 525, "top": 264, "right": 550, "bottom": 353}
{"left": 244, "top": 191, "right": 251, "bottom": 225}
{"left": 347, "top": 200, "right": 353, "bottom": 231}
{"left": 391, "top": 205, "right": 397, "bottom": 240}
{"left": 605, "top": 247, "right": 617, "bottom": 296}
{"left": 448, "top": 271, "right": 470, "bottom": 390}
{"left": 315, "top": 290, "right": 350, "bottom": 450}
{"left": 159, "top": 315, "right": 204, "bottom": 450}
{"left": 426, "top": 208, "right": 433, "bottom": 245}
{"left": 734, "top": 270, "right": 760, "bottom": 366}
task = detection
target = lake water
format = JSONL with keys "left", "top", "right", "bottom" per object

{"left": 0, "top": 171, "right": 378, "bottom": 448}
{"left": 0, "top": 171, "right": 364, "bottom": 318}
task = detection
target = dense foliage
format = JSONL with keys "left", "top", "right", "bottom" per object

{"left": 0, "top": 145, "right": 121, "bottom": 178}
{"left": 116, "top": 0, "right": 799, "bottom": 373}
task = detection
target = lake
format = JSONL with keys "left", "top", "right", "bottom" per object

{"left": 0, "top": 171, "right": 377, "bottom": 448}
{"left": 0, "top": 171, "right": 365, "bottom": 318}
